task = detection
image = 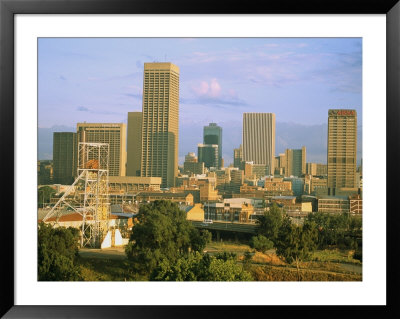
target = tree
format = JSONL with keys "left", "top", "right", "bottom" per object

{"left": 256, "top": 203, "right": 284, "bottom": 244}
{"left": 250, "top": 235, "right": 274, "bottom": 253}
{"left": 275, "top": 217, "right": 318, "bottom": 281}
{"left": 38, "top": 222, "right": 81, "bottom": 281}
{"left": 125, "top": 200, "right": 209, "bottom": 277}
{"left": 38, "top": 186, "right": 56, "bottom": 208}
{"left": 306, "top": 212, "right": 362, "bottom": 250}
{"left": 190, "top": 229, "right": 212, "bottom": 253}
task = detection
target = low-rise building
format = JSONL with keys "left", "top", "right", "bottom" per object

{"left": 180, "top": 203, "right": 205, "bottom": 221}
{"left": 264, "top": 177, "right": 292, "bottom": 196}
{"left": 203, "top": 201, "right": 254, "bottom": 223}
{"left": 317, "top": 196, "right": 350, "bottom": 214}
{"left": 136, "top": 192, "right": 194, "bottom": 206}
{"left": 108, "top": 176, "right": 161, "bottom": 193}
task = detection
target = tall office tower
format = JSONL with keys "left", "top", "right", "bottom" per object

{"left": 140, "top": 62, "right": 180, "bottom": 188}
{"left": 53, "top": 132, "right": 77, "bottom": 184}
{"left": 284, "top": 146, "right": 306, "bottom": 177}
{"left": 233, "top": 144, "right": 243, "bottom": 169}
{"left": 204, "top": 123, "right": 222, "bottom": 169}
{"left": 242, "top": 113, "right": 275, "bottom": 175}
{"left": 77, "top": 123, "right": 127, "bottom": 177}
{"left": 126, "top": 112, "right": 142, "bottom": 176}
{"left": 198, "top": 143, "right": 219, "bottom": 169}
{"left": 327, "top": 109, "right": 357, "bottom": 194}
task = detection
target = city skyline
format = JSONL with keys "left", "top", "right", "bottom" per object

{"left": 38, "top": 37, "right": 362, "bottom": 165}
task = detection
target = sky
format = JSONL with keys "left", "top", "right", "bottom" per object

{"left": 38, "top": 38, "right": 362, "bottom": 165}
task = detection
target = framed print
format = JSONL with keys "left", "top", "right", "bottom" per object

{"left": 1, "top": 0, "right": 399, "bottom": 318}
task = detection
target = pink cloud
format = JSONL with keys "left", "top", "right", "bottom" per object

{"left": 209, "top": 78, "right": 221, "bottom": 97}
{"left": 192, "top": 78, "right": 222, "bottom": 98}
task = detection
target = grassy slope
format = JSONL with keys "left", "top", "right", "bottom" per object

{"left": 76, "top": 241, "right": 362, "bottom": 281}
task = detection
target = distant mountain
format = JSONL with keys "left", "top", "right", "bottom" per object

{"left": 39, "top": 123, "right": 362, "bottom": 166}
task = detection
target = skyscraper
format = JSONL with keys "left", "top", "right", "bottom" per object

{"left": 203, "top": 123, "right": 222, "bottom": 169}
{"left": 327, "top": 109, "right": 357, "bottom": 194}
{"left": 126, "top": 112, "right": 142, "bottom": 176}
{"left": 53, "top": 132, "right": 77, "bottom": 184}
{"left": 233, "top": 144, "right": 243, "bottom": 169}
{"left": 140, "top": 62, "right": 180, "bottom": 188}
{"left": 284, "top": 146, "right": 306, "bottom": 177}
{"left": 242, "top": 113, "right": 275, "bottom": 175}
{"left": 198, "top": 143, "right": 218, "bottom": 169}
{"left": 77, "top": 123, "right": 127, "bottom": 177}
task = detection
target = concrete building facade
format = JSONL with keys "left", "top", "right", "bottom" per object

{"left": 327, "top": 109, "right": 357, "bottom": 195}
{"left": 126, "top": 112, "right": 142, "bottom": 176}
{"left": 53, "top": 132, "right": 77, "bottom": 184}
{"left": 77, "top": 123, "right": 127, "bottom": 176}
{"left": 183, "top": 158, "right": 205, "bottom": 176}
{"left": 233, "top": 144, "right": 243, "bottom": 169}
{"left": 284, "top": 146, "right": 306, "bottom": 177}
{"left": 242, "top": 113, "right": 275, "bottom": 175}
{"left": 140, "top": 62, "right": 180, "bottom": 188}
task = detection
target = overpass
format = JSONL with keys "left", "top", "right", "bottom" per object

{"left": 191, "top": 220, "right": 258, "bottom": 234}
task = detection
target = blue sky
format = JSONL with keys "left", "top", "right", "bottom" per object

{"left": 38, "top": 38, "right": 362, "bottom": 165}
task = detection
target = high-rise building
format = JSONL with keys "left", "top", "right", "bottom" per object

{"left": 204, "top": 123, "right": 222, "bottom": 169}
{"left": 140, "top": 62, "right": 180, "bottom": 188}
{"left": 316, "top": 164, "right": 328, "bottom": 176}
{"left": 284, "top": 146, "right": 306, "bottom": 177}
{"left": 306, "top": 162, "right": 328, "bottom": 176}
{"left": 53, "top": 132, "right": 77, "bottom": 184}
{"left": 233, "top": 144, "right": 243, "bottom": 169}
{"left": 242, "top": 113, "right": 275, "bottom": 175}
{"left": 77, "top": 123, "right": 127, "bottom": 177}
{"left": 198, "top": 143, "right": 218, "bottom": 169}
{"left": 274, "top": 153, "right": 286, "bottom": 176}
{"left": 126, "top": 112, "right": 142, "bottom": 176}
{"left": 327, "top": 109, "right": 357, "bottom": 194}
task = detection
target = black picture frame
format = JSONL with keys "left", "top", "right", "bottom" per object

{"left": 1, "top": 0, "right": 399, "bottom": 318}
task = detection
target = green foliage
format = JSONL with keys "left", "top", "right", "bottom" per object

{"left": 38, "top": 222, "right": 81, "bottom": 281}
{"left": 190, "top": 229, "right": 212, "bottom": 252}
{"left": 250, "top": 235, "right": 274, "bottom": 253}
{"left": 150, "top": 252, "right": 253, "bottom": 281}
{"left": 275, "top": 217, "right": 318, "bottom": 279}
{"left": 38, "top": 186, "right": 56, "bottom": 208}
{"left": 214, "top": 251, "right": 237, "bottom": 261}
{"left": 125, "top": 200, "right": 210, "bottom": 276}
{"left": 256, "top": 203, "right": 284, "bottom": 243}
{"left": 306, "top": 212, "right": 362, "bottom": 250}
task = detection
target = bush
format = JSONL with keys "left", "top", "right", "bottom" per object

{"left": 150, "top": 252, "right": 253, "bottom": 281}
{"left": 250, "top": 235, "right": 274, "bottom": 253}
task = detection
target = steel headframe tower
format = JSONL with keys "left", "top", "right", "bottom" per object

{"left": 42, "top": 142, "right": 110, "bottom": 248}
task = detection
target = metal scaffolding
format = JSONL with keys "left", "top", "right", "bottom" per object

{"left": 42, "top": 142, "right": 110, "bottom": 248}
